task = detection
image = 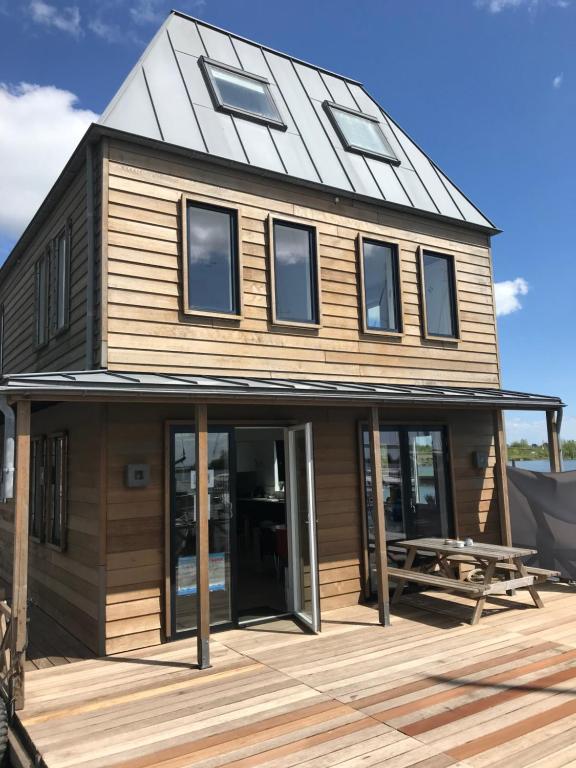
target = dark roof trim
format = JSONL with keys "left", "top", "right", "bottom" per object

{"left": 0, "top": 370, "right": 564, "bottom": 411}
{"left": 170, "top": 10, "right": 364, "bottom": 86}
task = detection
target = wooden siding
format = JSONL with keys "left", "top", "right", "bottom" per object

{"left": 0, "top": 147, "right": 101, "bottom": 374}
{"left": 102, "top": 402, "right": 500, "bottom": 655}
{"left": 103, "top": 140, "right": 500, "bottom": 386}
{"left": 0, "top": 403, "right": 103, "bottom": 653}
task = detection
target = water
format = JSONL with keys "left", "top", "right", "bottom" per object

{"left": 508, "top": 459, "right": 576, "bottom": 472}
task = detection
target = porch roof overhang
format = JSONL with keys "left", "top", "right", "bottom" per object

{"left": 0, "top": 370, "right": 564, "bottom": 412}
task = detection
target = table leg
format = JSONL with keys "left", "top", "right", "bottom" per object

{"left": 514, "top": 557, "right": 544, "bottom": 608}
{"left": 392, "top": 546, "right": 416, "bottom": 605}
{"left": 469, "top": 558, "right": 497, "bottom": 626}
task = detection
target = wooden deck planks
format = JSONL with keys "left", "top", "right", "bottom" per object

{"left": 16, "top": 582, "right": 576, "bottom": 768}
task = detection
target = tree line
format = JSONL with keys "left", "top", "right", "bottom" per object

{"left": 508, "top": 438, "right": 576, "bottom": 461}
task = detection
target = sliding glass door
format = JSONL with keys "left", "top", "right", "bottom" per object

{"left": 362, "top": 425, "right": 452, "bottom": 594}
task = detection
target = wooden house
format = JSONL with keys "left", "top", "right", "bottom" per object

{"left": 0, "top": 11, "right": 563, "bottom": 709}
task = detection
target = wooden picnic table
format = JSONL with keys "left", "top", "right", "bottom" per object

{"left": 388, "top": 538, "right": 544, "bottom": 625}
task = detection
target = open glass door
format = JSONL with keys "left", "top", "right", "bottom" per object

{"left": 286, "top": 423, "right": 320, "bottom": 632}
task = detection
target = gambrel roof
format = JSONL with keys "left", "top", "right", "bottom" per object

{"left": 99, "top": 11, "right": 496, "bottom": 232}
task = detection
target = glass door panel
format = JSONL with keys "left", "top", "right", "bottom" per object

{"left": 362, "top": 425, "right": 452, "bottom": 595}
{"left": 287, "top": 423, "right": 320, "bottom": 632}
{"left": 406, "top": 430, "right": 450, "bottom": 539}
{"left": 170, "top": 427, "right": 233, "bottom": 636}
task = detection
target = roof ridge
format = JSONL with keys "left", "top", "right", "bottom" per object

{"left": 169, "top": 9, "right": 364, "bottom": 86}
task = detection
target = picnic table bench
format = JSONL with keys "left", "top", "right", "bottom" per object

{"left": 389, "top": 538, "right": 555, "bottom": 625}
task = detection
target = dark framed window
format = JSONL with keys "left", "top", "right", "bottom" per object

{"left": 419, "top": 248, "right": 459, "bottom": 340}
{"left": 270, "top": 218, "right": 320, "bottom": 327}
{"left": 0, "top": 304, "right": 4, "bottom": 375}
{"left": 45, "top": 433, "right": 68, "bottom": 551}
{"left": 200, "top": 57, "right": 285, "bottom": 129}
{"left": 182, "top": 199, "right": 242, "bottom": 318}
{"left": 359, "top": 237, "right": 402, "bottom": 335}
{"left": 324, "top": 102, "right": 399, "bottom": 164}
{"left": 29, "top": 437, "right": 46, "bottom": 543}
{"left": 34, "top": 252, "right": 49, "bottom": 347}
{"left": 52, "top": 225, "right": 71, "bottom": 334}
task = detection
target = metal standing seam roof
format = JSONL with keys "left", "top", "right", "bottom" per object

{"left": 0, "top": 371, "right": 563, "bottom": 410}
{"left": 98, "top": 11, "right": 496, "bottom": 231}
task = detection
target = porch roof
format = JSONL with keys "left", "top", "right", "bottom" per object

{"left": 0, "top": 370, "right": 564, "bottom": 411}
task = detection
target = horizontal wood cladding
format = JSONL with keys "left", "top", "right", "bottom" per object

{"left": 103, "top": 403, "right": 367, "bottom": 653}
{"left": 0, "top": 404, "right": 103, "bottom": 653}
{"left": 102, "top": 401, "right": 500, "bottom": 654}
{"left": 104, "top": 141, "right": 499, "bottom": 386}
{"left": 0, "top": 147, "right": 101, "bottom": 374}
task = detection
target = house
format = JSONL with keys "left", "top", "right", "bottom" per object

{"left": 0, "top": 11, "right": 563, "bottom": 710}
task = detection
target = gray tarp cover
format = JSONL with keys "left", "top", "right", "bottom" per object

{"left": 508, "top": 466, "right": 576, "bottom": 580}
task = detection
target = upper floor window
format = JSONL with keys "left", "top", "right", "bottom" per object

{"left": 183, "top": 200, "right": 241, "bottom": 318}
{"left": 420, "top": 249, "right": 459, "bottom": 340}
{"left": 270, "top": 219, "right": 320, "bottom": 327}
{"left": 53, "top": 226, "right": 70, "bottom": 333}
{"left": 200, "top": 58, "right": 285, "bottom": 129}
{"left": 324, "top": 102, "right": 399, "bottom": 164}
{"left": 359, "top": 237, "right": 402, "bottom": 335}
{"left": 34, "top": 252, "right": 49, "bottom": 347}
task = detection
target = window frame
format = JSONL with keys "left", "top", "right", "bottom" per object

{"left": 323, "top": 101, "right": 400, "bottom": 165}
{"left": 0, "top": 304, "right": 4, "bottom": 375}
{"left": 199, "top": 56, "right": 287, "bottom": 131}
{"left": 52, "top": 222, "right": 71, "bottom": 336}
{"left": 267, "top": 215, "right": 322, "bottom": 330}
{"left": 29, "top": 436, "right": 46, "bottom": 544}
{"left": 45, "top": 432, "right": 68, "bottom": 552}
{"left": 34, "top": 249, "right": 50, "bottom": 349}
{"left": 180, "top": 196, "right": 244, "bottom": 321}
{"left": 357, "top": 234, "right": 403, "bottom": 337}
{"left": 418, "top": 247, "right": 460, "bottom": 342}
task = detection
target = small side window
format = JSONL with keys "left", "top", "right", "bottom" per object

{"left": 53, "top": 225, "right": 71, "bottom": 334}
{"left": 34, "top": 252, "right": 49, "bottom": 347}
{"left": 45, "top": 433, "right": 68, "bottom": 551}
{"left": 0, "top": 304, "right": 4, "bottom": 375}
{"left": 30, "top": 437, "right": 46, "bottom": 543}
{"left": 420, "top": 249, "right": 459, "bottom": 340}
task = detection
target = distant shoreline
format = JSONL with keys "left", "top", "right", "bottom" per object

{"left": 508, "top": 459, "right": 576, "bottom": 472}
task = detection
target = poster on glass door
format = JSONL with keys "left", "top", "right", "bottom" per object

{"left": 176, "top": 553, "right": 226, "bottom": 595}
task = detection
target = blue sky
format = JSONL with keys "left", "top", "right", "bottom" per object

{"left": 0, "top": 0, "right": 574, "bottom": 442}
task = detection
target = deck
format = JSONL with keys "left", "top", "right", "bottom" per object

{"left": 16, "top": 582, "right": 576, "bottom": 768}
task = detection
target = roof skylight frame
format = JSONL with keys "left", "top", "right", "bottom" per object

{"left": 323, "top": 101, "right": 400, "bottom": 165}
{"left": 199, "top": 56, "right": 287, "bottom": 131}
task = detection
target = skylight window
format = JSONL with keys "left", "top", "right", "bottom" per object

{"left": 324, "top": 102, "right": 399, "bottom": 164}
{"left": 200, "top": 57, "right": 285, "bottom": 129}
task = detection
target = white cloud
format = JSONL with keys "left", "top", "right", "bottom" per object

{"left": 88, "top": 17, "right": 124, "bottom": 43}
{"left": 552, "top": 73, "right": 564, "bottom": 89}
{"left": 494, "top": 277, "right": 529, "bottom": 316}
{"left": 0, "top": 83, "right": 98, "bottom": 241}
{"left": 476, "top": 0, "right": 570, "bottom": 12}
{"left": 130, "top": 0, "right": 206, "bottom": 27}
{"left": 28, "top": 1, "right": 81, "bottom": 36}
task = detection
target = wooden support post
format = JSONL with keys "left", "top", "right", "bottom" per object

{"left": 195, "top": 404, "right": 211, "bottom": 669}
{"left": 546, "top": 410, "right": 562, "bottom": 473}
{"left": 12, "top": 399, "right": 31, "bottom": 711}
{"left": 368, "top": 407, "right": 390, "bottom": 626}
{"left": 493, "top": 409, "right": 512, "bottom": 548}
